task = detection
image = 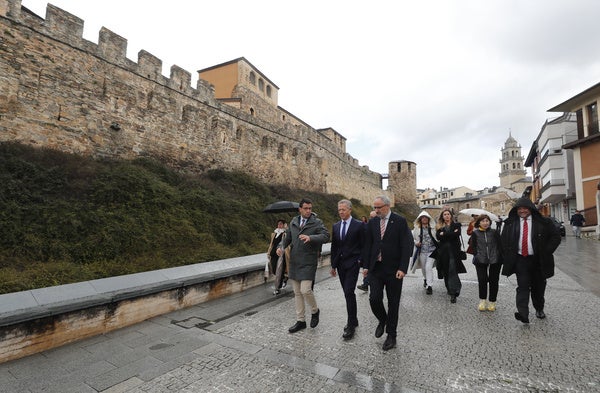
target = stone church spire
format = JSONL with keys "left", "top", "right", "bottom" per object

{"left": 499, "top": 133, "right": 526, "bottom": 189}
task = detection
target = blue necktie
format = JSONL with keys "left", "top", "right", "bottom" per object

{"left": 341, "top": 221, "right": 347, "bottom": 241}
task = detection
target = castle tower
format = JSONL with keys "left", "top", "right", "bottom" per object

{"left": 388, "top": 160, "right": 417, "bottom": 206}
{"left": 499, "top": 133, "right": 526, "bottom": 189}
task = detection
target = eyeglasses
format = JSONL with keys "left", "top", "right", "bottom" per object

{"left": 373, "top": 205, "right": 386, "bottom": 209}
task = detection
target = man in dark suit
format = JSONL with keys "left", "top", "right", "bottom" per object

{"left": 330, "top": 199, "right": 365, "bottom": 340}
{"left": 362, "top": 195, "right": 414, "bottom": 350}
{"left": 501, "top": 196, "right": 561, "bottom": 324}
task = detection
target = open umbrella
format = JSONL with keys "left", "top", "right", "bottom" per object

{"left": 459, "top": 208, "right": 499, "bottom": 222}
{"left": 262, "top": 200, "right": 299, "bottom": 213}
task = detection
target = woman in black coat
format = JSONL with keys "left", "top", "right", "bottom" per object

{"left": 435, "top": 208, "right": 467, "bottom": 303}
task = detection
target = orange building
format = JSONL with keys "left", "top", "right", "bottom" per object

{"left": 548, "top": 82, "right": 600, "bottom": 227}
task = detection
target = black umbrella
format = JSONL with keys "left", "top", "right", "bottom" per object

{"left": 263, "top": 200, "right": 299, "bottom": 213}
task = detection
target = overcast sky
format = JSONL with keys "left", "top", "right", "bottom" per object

{"left": 23, "top": 0, "right": 600, "bottom": 190}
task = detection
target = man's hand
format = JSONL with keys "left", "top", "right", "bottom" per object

{"left": 276, "top": 248, "right": 283, "bottom": 256}
{"left": 396, "top": 270, "right": 405, "bottom": 280}
{"left": 330, "top": 268, "right": 337, "bottom": 277}
{"left": 299, "top": 234, "right": 311, "bottom": 243}
{"left": 362, "top": 269, "right": 369, "bottom": 277}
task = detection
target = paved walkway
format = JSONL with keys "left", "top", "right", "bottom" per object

{"left": 1, "top": 235, "right": 599, "bottom": 392}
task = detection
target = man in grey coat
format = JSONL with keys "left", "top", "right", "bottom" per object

{"left": 278, "top": 198, "right": 330, "bottom": 333}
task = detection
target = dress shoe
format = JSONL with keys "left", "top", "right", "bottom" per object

{"left": 450, "top": 295, "right": 457, "bottom": 303}
{"left": 273, "top": 289, "right": 280, "bottom": 295}
{"left": 310, "top": 309, "right": 320, "bottom": 328}
{"left": 514, "top": 312, "right": 529, "bottom": 324}
{"left": 288, "top": 321, "right": 307, "bottom": 333}
{"left": 426, "top": 286, "right": 432, "bottom": 295}
{"left": 382, "top": 335, "right": 396, "bottom": 351}
{"left": 357, "top": 284, "right": 368, "bottom": 291}
{"left": 535, "top": 310, "right": 546, "bottom": 319}
{"left": 375, "top": 321, "right": 385, "bottom": 338}
{"left": 342, "top": 326, "right": 355, "bottom": 340}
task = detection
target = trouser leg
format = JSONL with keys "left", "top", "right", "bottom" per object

{"left": 384, "top": 276, "right": 403, "bottom": 338}
{"left": 300, "top": 279, "right": 318, "bottom": 314}
{"left": 530, "top": 262, "right": 546, "bottom": 312}
{"left": 488, "top": 263, "right": 502, "bottom": 302}
{"left": 475, "top": 263, "right": 489, "bottom": 299}
{"left": 368, "top": 273, "right": 387, "bottom": 324}
{"left": 447, "top": 256, "right": 462, "bottom": 295}
{"left": 291, "top": 279, "right": 305, "bottom": 321}
{"left": 514, "top": 256, "right": 533, "bottom": 317}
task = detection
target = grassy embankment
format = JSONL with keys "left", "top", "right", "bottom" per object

{"left": 0, "top": 142, "right": 387, "bottom": 294}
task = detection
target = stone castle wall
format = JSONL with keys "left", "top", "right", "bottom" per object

{"left": 0, "top": 0, "right": 393, "bottom": 204}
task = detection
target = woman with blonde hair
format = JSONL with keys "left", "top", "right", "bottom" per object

{"left": 435, "top": 208, "right": 467, "bottom": 303}
{"left": 410, "top": 211, "right": 438, "bottom": 294}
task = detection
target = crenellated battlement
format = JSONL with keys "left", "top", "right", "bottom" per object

{"left": 0, "top": 0, "right": 408, "bottom": 204}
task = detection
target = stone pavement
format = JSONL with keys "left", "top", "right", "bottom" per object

{"left": 0, "top": 235, "right": 599, "bottom": 392}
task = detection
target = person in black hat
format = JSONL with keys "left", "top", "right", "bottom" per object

{"left": 500, "top": 196, "right": 561, "bottom": 324}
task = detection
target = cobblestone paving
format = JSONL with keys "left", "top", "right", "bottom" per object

{"left": 1, "top": 238, "right": 598, "bottom": 392}
{"left": 126, "top": 239, "right": 600, "bottom": 392}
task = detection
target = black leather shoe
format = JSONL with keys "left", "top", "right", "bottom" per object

{"left": 514, "top": 312, "right": 529, "bottom": 324}
{"left": 426, "top": 286, "right": 432, "bottom": 295}
{"left": 382, "top": 335, "right": 396, "bottom": 351}
{"left": 342, "top": 326, "right": 355, "bottom": 340}
{"left": 535, "top": 310, "right": 546, "bottom": 319}
{"left": 375, "top": 321, "right": 385, "bottom": 338}
{"left": 310, "top": 309, "right": 320, "bottom": 328}
{"left": 450, "top": 295, "right": 457, "bottom": 303}
{"left": 288, "top": 321, "right": 307, "bottom": 333}
{"left": 357, "top": 284, "right": 368, "bottom": 291}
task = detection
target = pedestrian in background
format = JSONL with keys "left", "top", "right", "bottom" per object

{"left": 569, "top": 210, "right": 585, "bottom": 239}
{"left": 435, "top": 208, "right": 467, "bottom": 303}
{"left": 501, "top": 197, "right": 561, "bottom": 324}
{"left": 278, "top": 198, "right": 330, "bottom": 333}
{"left": 266, "top": 219, "right": 288, "bottom": 295}
{"left": 357, "top": 210, "right": 377, "bottom": 292}
{"left": 410, "top": 211, "right": 438, "bottom": 295}
{"left": 362, "top": 196, "right": 414, "bottom": 351}
{"left": 330, "top": 199, "right": 365, "bottom": 340}
{"left": 470, "top": 214, "right": 502, "bottom": 312}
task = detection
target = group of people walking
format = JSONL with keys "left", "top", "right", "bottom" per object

{"left": 266, "top": 194, "right": 561, "bottom": 351}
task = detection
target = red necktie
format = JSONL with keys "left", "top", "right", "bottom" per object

{"left": 522, "top": 219, "right": 528, "bottom": 257}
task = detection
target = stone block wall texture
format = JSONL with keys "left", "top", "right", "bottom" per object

{"left": 0, "top": 0, "right": 408, "bottom": 205}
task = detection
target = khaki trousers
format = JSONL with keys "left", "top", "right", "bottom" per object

{"left": 291, "top": 279, "right": 318, "bottom": 322}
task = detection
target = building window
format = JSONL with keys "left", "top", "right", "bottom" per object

{"left": 512, "top": 163, "right": 516, "bottom": 169}
{"left": 576, "top": 109, "right": 584, "bottom": 139}
{"left": 249, "top": 72, "right": 256, "bottom": 85}
{"left": 266, "top": 85, "right": 272, "bottom": 97}
{"left": 587, "top": 102, "right": 599, "bottom": 135}
{"left": 258, "top": 78, "right": 264, "bottom": 92}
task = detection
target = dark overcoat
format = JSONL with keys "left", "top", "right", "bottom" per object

{"left": 500, "top": 198, "right": 561, "bottom": 279}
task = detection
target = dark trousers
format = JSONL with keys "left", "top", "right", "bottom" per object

{"left": 475, "top": 263, "right": 502, "bottom": 301}
{"left": 337, "top": 262, "right": 360, "bottom": 327}
{"left": 514, "top": 255, "right": 546, "bottom": 316}
{"left": 368, "top": 269, "right": 403, "bottom": 338}
{"left": 444, "top": 255, "right": 462, "bottom": 296}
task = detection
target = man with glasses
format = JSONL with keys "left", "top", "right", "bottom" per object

{"left": 362, "top": 195, "right": 414, "bottom": 350}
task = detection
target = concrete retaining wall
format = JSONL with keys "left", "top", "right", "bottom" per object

{"left": 0, "top": 246, "right": 331, "bottom": 364}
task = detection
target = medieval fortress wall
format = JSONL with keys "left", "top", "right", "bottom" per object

{"left": 0, "top": 0, "right": 414, "bottom": 205}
